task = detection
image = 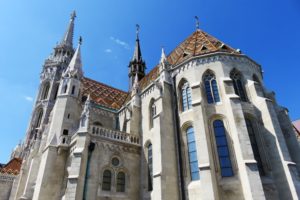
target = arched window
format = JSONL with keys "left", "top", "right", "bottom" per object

{"left": 35, "top": 109, "right": 43, "bottom": 128}
{"left": 181, "top": 81, "right": 192, "bottom": 111}
{"left": 203, "top": 71, "right": 220, "bottom": 104}
{"left": 148, "top": 143, "right": 153, "bottom": 191}
{"left": 41, "top": 83, "right": 50, "bottom": 100}
{"left": 102, "top": 170, "right": 112, "bottom": 191}
{"left": 186, "top": 127, "right": 200, "bottom": 180}
{"left": 149, "top": 99, "right": 156, "bottom": 129}
{"left": 245, "top": 118, "right": 264, "bottom": 175}
{"left": 213, "top": 120, "right": 234, "bottom": 177}
{"left": 116, "top": 172, "right": 126, "bottom": 192}
{"left": 230, "top": 70, "right": 247, "bottom": 102}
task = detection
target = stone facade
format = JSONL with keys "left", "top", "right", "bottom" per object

{"left": 4, "top": 12, "right": 300, "bottom": 200}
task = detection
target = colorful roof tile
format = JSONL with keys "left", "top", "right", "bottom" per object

{"left": 0, "top": 158, "right": 22, "bottom": 175}
{"left": 82, "top": 77, "right": 128, "bottom": 110}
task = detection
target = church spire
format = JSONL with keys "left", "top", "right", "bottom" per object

{"left": 128, "top": 24, "right": 146, "bottom": 91}
{"left": 60, "top": 11, "right": 76, "bottom": 48}
{"left": 63, "top": 36, "right": 83, "bottom": 79}
{"left": 132, "top": 24, "right": 142, "bottom": 62}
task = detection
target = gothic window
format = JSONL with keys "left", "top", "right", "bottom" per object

{"left": 230, "top": 70, "right": 247, "bottom": 102}
{"left": 203, "top": 71, "right": 220, "bottom": 104}
{"left": 213, "top": 120, "right": 234, "bottom": 177}
{"left": 71, "top": 85, "right": 76, "bottom": 95}
{"left": 35, "top": 109, "right": 43, "bottom": 128}
{"left": 63, "top": 85, "right": 68, "bottom": 94}
{"left": 53, "top": 84, "right": 59, "bottom": 100}
{"left": 245, "top": 118, "right": 265, "bottom": 175}
{"left": 41, "top": 83, "right": 50, "bottom": 100}
{"left": 102, "top": 170, "right": 112, "bottom": 191}
{"left": 186, "top": 126, "right": 200, "bottom": 180}
{"left": 149, "top": 99, "right": 156, "bottom": 129}
{"left": 148, "top": 143, "right": 153, "bottom": 191}
{"left": 181, "top": 81, "right": 192, "bottom": 111}
{"left": 116, "top": 172, "right": 126, "bottom": 192}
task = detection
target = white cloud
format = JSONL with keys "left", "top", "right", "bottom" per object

{"left": 104, "top": 49, "right": 112, "bottom": 53}
{"left": 110, "top": 36, "right": 130, "bottom": 50}
{"left": 24, "top": 96, "right": 33, "bottom": 102}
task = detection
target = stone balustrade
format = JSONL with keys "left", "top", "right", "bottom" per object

{"left": 90, "top": 125, "right": 140, "bottom": 146}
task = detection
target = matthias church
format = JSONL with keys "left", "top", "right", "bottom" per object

{"left": 1, "top": 12, "right": 300, "bottom": 200}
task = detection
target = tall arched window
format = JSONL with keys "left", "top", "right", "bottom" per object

{"left": 230, "top": 70, "right": 247, "bottom": 102}
{"left": 41, "top": 83, "right": 50, "bottom": 100}
{"left": 245, "top": 118, "right": 264, "bottom": 175}
{"left": 181, "top": 81, "right": 192, "bottom": 111}
{"left": 186, "top": 127, "right": 200, "bottom": 180}
{"left": 35, "top": 109, "right": 43, "bottom": 128}
{"left": 213, "top": 120, "right": 234, "bottom": 177}
{"left": 203, "top": 71, "right": 220, "bottom": 104}
{"left": 148, "top": 143, "right": 153, "bottom": 191}
{"left": 149, "top": 99, "right": 156, "bottom": 129}
{"left": 116, "top": 172, "right": 126, "bottom": 192}
{"left": 102, "top": 170, "right": 112, "bottom": 191}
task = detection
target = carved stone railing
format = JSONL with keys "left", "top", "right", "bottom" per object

{"left": 90, "top": 126, "right": 140, "bottom": 146}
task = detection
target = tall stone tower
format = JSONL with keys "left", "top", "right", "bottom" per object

{"left": 10, "top": 11, "right": 77, "bottom": 200}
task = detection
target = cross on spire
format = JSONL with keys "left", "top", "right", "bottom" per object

{"left": 71, "top": 10, "right": 76, "bottom": 21}
{"left": 136, "top": 24, "right": 140, "bottom": 40}
{"left": 195, "top": 16, "right": 200, "bottom": 29}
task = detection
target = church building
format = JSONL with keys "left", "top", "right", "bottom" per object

{"left": 2, "top": 11, "right": 300, "bottom": 200}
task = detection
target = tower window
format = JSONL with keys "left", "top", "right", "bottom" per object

{"left": 203, "top": 71, "right": 220, "bottom": 104}
{"left": 186, "top": 126, "right": 200, "bottom": 180}
{"left": 63, "top": 85, "right": 68, "bottom": 94}
{"left": 181, "top": 81, "right": 192, "bottom": 111}
{"left": 149, "top": 99, "right": 156, "bottom": 129}
{"left": 71, "top": 85, "right": 75, "bottom": 95}
{"left": 35, "top": 109, "right": 43, "bottom": 128}
{"left": 230, "top": 70, "right": 247, "bottom": 102}
{"left": 63, "top": 129, "right": 69, "bottom": 135}
{"left": 245, "top": 118, "right": 265, "bottom": 175}
{"left": 53, "top": 85, "right": 59, "bottom": 100}
{"left": 41, "top": 83, "right": 50, "bottom": 100}
{"left": 102, "top": 170, "right": 112, "bottom": 191}
{"left": 148, "top": 143, "right": 153, "bottom": 191}
{"left": 213, "top": 120, "right": 234, "bottom": 177}
{"left": 116, "top": 172, "right": 126, "bottom": 192}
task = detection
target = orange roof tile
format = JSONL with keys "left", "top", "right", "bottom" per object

{"left": 0, "top": 158, "right": 22, "bottom": 175}
{"left": 167, "top": 29, "right": 239, "bottom": 66}
{"left": 82, "top": 77, "right": 129, "bottom": 110}
{"left": 138, "top": 29, "right": 239, "bottom": 91}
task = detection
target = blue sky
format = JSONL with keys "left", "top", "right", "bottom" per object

{"left": 0, "top": 0, "right": 299, "bottom": 163}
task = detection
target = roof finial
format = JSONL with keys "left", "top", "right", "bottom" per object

{"left": 195, "top": 16, "right": 200, "bottom": 30}
{"left": 136, "top": 24, "right": 140, "bottom": 40}
{"left": 79, "top": 36, "right": 83, "bottom": 45}
{"left": 71, "top": 11, "right": 76, "bottom": 21}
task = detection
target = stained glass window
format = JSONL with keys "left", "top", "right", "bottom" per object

{"left": 203, "top": 71, "right": 220, "bottom": 104}
{"left": 187, "top": 127, "right": 200, "bottom": 180}
{"left": 213, "top": 120, "right": 234, "bottom": 177}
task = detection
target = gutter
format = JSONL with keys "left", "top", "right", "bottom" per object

{"left": 83, "top": 142, "right": 95, "bottom": 200}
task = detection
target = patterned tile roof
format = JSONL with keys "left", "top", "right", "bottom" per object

{"left": 167, "top": 29, "right": 240, "bottom": 65}
{"left": 138, "top": 29, "right": 239, "bottom": 91}
{"left": 82, "top": 77, "right": 129, "bottom": 110}
{"left": 84, "top": 29, "right": 239, "bottom": 108}
{"left": 0, "top": 158, "right": 22, "bottom": 175}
